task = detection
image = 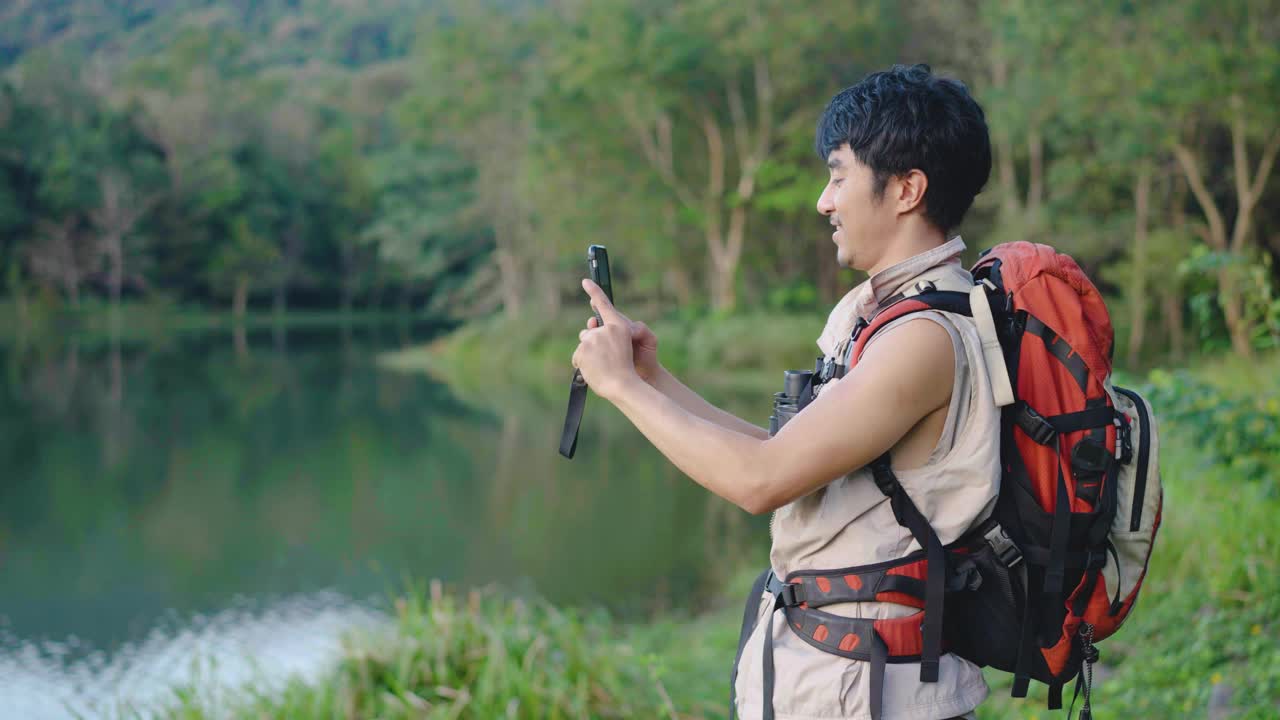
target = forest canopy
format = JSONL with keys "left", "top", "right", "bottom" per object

{"left": 1, "top": 0, "right": 1278, "bottom": 362}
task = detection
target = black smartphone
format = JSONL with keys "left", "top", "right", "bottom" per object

{"left": 588, "top": 244, "right": 613, "bottom": 325}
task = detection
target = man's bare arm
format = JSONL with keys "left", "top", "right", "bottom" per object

{"left": 602, "top": 319, "right": 954, "bottom": 514}
{"left": 647, "top": 366, "right": 770, "bottom": 440}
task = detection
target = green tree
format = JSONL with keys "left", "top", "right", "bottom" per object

{"left": 1157, "top": 0, "right": 1280, "bottom": 357}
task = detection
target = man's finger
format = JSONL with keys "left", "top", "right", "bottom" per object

{"left": 583, "top": 278, "right": 625, "bottom": 324}
{"left": 587, "top": 316, "right": 599, "bottom": 329}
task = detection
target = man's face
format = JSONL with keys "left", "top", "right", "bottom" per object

{"left": 816, "top": 144, "right": 895, "bottom": 272}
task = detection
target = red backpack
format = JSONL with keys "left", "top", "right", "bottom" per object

{"left": 850, "top": 241, "right": 1163, "bottom": 716}
{"left": 735, "top": 242, "right": 1162, "bottom": 720}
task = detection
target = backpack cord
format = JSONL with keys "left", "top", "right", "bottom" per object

{"left": 1069, "top": 622, "right": 1099, "bottom": 720}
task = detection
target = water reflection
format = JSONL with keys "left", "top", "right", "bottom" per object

{"left": 0, "top": 324, "right": 766, "bottom": 715}
{"left": 0, "top": 591, "right": 384, "bottom": 719}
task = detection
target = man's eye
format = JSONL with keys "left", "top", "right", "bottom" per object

{"left": 833, "top": 178, "right": 844, "bottom": 186}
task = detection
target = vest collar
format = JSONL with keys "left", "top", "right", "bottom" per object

{"left": 816, "top": 236, "right": 967, "bottom": 357}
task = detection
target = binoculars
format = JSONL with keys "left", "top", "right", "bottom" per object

{"left": 769, "top": 368, "right": 816, "bottom": 436}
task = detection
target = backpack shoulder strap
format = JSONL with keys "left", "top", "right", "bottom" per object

{"left": 848, "top": 290, "right": 972, "bottom": 366}
{"left": 850, "top": 285, "right": 1015, "bottom": 408}
{"left": 843, "top": 289, "right": 972, "bottom": 686}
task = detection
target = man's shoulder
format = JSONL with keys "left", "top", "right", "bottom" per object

{"left": 853, "top": 315, "right": 956, "bottom": 414}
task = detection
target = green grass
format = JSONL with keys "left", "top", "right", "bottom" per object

{"left": 159, "top": 355, "right": 1280, "bottom": 719}
{"left": 155, "top": 580, "right": 697, "bottom": 720}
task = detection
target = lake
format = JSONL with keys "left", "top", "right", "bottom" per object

{"left": 0, "top": 323, "right": 767, "bottom": 718}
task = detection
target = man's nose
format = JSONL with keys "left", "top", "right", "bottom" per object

{"left": 816, "top": 184, "right": 835, "bottom": 216}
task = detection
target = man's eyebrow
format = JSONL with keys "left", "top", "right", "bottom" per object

{"left": 827, "top": 157, "right": 843, "bottom": 170}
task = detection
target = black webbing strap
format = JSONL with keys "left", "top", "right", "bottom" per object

{"left": 870, "top": 453, "right": 944, "bottom": 683}
{"left": 1020, "top": 545, "right": 1108, "bottom": 570}
{"left": 1024, "top": 315, "right": 1089, "bottom": 392}
{"left": 1047, "top": 406, "right": 1116, "bottom": 435}
{"left": 870, "top": 632, "right": 889, "bottom": 720}
{"left": 761, "top": 579, "right": 783, "bottom": 720}
{"left": 558, "top": 370, "right": 589, "bottom": 458}
{"left": 1011, "top": 568, "right": 1035, "bottom": 698}
{"left": 1016, "top": 403, "right": 1117, "bottom": 447}
{"left": 1048, "top": 681, "right": 1064, "bottom": 710}
{"left": 1045, "top": 465, "right": 1072, "bottom": 596}
{"left": 729, "top": 568, "right": 771, "bottom": 720}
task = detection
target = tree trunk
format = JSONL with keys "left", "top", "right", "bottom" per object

{"left": 990, "top": 48, "right": 1020, "bottom": 222}
{"left": 996, "top": 128, "right": 1020, "bottom": 222}
{"left": 1173, "top": 142, "right": 1247, "bottom": 357}
{"left": 232, "top": 274, "right": 250, "bottom": 320}
{"left": 340, "top": 278, "right": 355, "bottom": 320}
{"left": 701, "top": 111, "right": 730, "bottom": 311}
{"left": 1218, "top": 272, "right": 1252, "bottom": 355}
{"left": 1164, "top": 173, "right": 1190, "bottom": 361}
{"left": 712, "top": 202, "right": 748, "bottom": 312}
{"left": 106, "top": 234, "right": 124, "bottom": 310}
{"left": 274, "top": 282, "right": 287, "bottom": 319}
{"left": 1127, "top": 161, "right": 1152, "bottom": 367}
{"left": 495, "top": 247, "right": 524, "bottom": 318}
{"left": 661, "top": 201, "right": 694, "bottom": 307}
{"left": 1162, "top": 289, "right": 1185, "bottom": 362}
{"left": 233, "top": 324, "right": 248, "bottom": 361}
{"left": 1174, "top": 104, "right": 1280, "bottom": 359}
{"left": 1026, "top": 126, "right": 1044, "bottom": 223}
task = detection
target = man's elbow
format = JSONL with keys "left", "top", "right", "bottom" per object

{"left": 736, "top": 476, "right": 785, "bottom": 516}
{"left": 737, "top": 494, "right": 773, "bottom": 516}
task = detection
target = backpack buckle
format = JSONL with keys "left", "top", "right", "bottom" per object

{"left": 775, "top": 582, "right": 802, "bottom": 608}
{"left": 850, "top": 316, "right": 869, "bottom": 342}
{"left": 1015, "top": 403, "right": 1058, "bottom": 446}
{"left": 1115, "top": 415, "right": 1134, "bottom": 464}
{"left": 983, "top": 524, "right": 1023, "bottom": 568}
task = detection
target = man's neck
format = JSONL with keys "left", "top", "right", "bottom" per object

{"left": 866, "top": 227, "right": 948, "bottom": 276}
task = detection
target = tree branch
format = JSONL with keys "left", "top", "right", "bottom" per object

{"left": 1172, "top": 142, "right": 1227, "bottom": 249}
{"left": 752, "top": 57, "right": 773, "bottom": 159}
{"left": 617, "top": 91, "right": 697, "bottom": 210}
{"left": 727, "top": 80, "right": 750, "bottom": 168}
{"left": 1249, "top": 127, "right": 1280, "bottom": 204}
{"left": 1230, "top": 95, "right": 1251, "bottom": 209}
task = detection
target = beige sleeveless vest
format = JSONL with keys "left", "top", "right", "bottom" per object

{"left": 734, "top": 237, "right": 1000, "bottom": 720}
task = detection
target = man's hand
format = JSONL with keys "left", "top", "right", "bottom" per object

{"left": 585, "top": 311, "right": 659, "bottom": 383}
{"left": 598, "top": 314, "right": 955, "bottom": 515}
{"left": 573, "top": 279, "right": 642, "bottom": 400}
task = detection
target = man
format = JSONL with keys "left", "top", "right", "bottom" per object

{"left": 572, "top": 64, "right": 998, "bottom": 720}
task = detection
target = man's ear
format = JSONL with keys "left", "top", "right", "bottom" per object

{"left": 894, "top": 169, "right": 929, "bottom": 216}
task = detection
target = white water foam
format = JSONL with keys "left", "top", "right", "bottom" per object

{"left": 0, "top": 591, "right": 388, "bottom": 719}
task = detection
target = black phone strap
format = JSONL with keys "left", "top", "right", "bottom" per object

{"left": 558, "top": 369, "right": 589, "bottom": 458}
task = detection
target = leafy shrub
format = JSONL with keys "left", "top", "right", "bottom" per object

{"left": 1138, "top": 367, "right": 1280, "bottom": 485}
